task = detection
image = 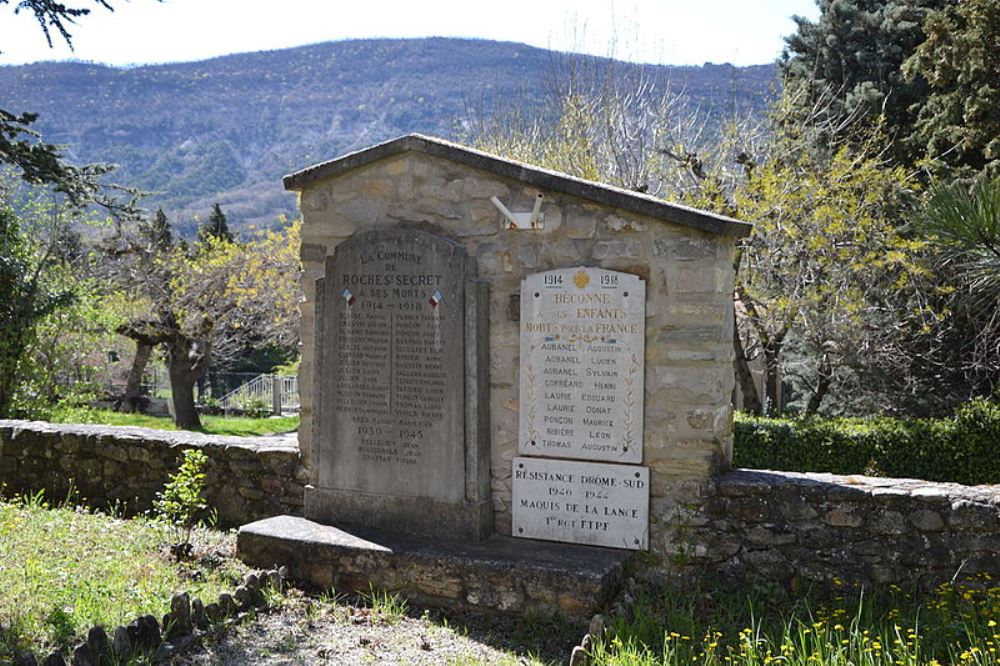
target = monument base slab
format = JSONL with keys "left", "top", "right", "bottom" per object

{"left": 304, "top": 485, "right": 492, "bottom": 541}
{"left": 237, "top": 515, "right": 629, "bottom": 618}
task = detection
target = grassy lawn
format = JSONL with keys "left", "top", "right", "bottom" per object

{"left": 591, "top": 578, "right": 1000, "bottom": 666}
{"left": 0, "top": 496, "right": 249, "bottom": 661}
{"left": 45, "top": 408, "right": 299, "bottom": 437}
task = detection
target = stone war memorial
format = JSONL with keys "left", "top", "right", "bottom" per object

{"left": 238, "top": 134, "right": 750, "bottom": 616}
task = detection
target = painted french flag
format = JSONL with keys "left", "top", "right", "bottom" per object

{"left": 429, "top": 289, "right": 443, "bottom": 308}
{"left": 342, "top": 288, "right": 356, "bottom": 306}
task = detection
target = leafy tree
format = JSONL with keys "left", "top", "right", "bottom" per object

{"left": 686, "top": 126, "right": 925, "bottom": 414}
{"left": 197, "top": 203, "right": 233, "bottom": 244}
{"left": 105, "top": 218, "right": 301, "bottom": 429}
{"left": 779, "top": 0, "right": 946, "bottom": 167}
{"left": 0, "top": 176, "right": 103, "bottom": 417}
{"left": 0, "top": 207, "right": 68, "bottom": 415}
{"left": 108, "top": 208, "right": 175, "bottom": 413}
{"left": 903, "top": 0, "right": 1000, "bottom": 178}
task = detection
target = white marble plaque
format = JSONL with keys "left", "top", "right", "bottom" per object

{"left": 512, "top": 456, "right": 649, "bottom": 550}
{"left": 519, "top": 267, "right": 645, "bottom": 463}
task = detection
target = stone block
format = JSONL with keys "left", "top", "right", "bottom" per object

{"left": 591, "top": 239, "right": 642, "bottom": 259}
{"left": 605, "top": 215, "right": 647, "bottom": 232}
{"left": 869, "top": 510, "right": 906, "bottom": 536}
{"left": 563, "top": 211, "right": 597, "bottom": 239}
{"left": 652, "top": 236, "right": 716, "bottom": 261}
{"left": 909, "top": 509, "right": 945, "bottom": 532}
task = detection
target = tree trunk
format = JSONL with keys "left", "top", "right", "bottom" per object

{"left": 0, "top": 328, "right": 29, "bottom": 419}
{"left": 763, "top": 343, "right": 782, "bottom": 415}
{"left": 733, "top": 325, "right": 762, "bottom": 415}
{"left": 119, "top": 340, "right": 153, "bottom": 413}
{"left": 805, "top": 354, "right": 833, "bottom": 416}
{"left": 166, "top": 336, "right": 211, "bottom": 430}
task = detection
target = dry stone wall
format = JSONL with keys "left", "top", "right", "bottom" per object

{"left": 681, "top": 469, "right": 1000, "bottom": 586}
{"left": 3, "top": 419, "right": 999, "bottom": 588}
{"left": 0, "top": 420, "right": 304, "bottom": 527}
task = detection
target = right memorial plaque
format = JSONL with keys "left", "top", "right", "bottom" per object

{"left": 512, "top": 456, "right": 649, "bottom": 550}
{"left": 519, "top": 267, "right": 645, "bottom": 463}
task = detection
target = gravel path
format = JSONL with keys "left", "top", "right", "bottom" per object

{"left": 169, "top": 591, "right": 575, "bottom": 665}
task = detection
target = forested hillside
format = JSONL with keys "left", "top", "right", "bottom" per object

{"left": 0, "top": 38, "right": 776, "bottom": 232}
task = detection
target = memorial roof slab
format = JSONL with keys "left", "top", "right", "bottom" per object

{"left": 283, "top": 133, "right": 752, "bottom": 238}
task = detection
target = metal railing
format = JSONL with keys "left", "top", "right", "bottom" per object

{"left": 217, "top": 373, "right": 300, "bottom": 415}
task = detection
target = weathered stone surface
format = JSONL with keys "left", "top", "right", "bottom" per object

{"left": 238, "top": 515, "right": 628, "bottom": 618}
{"left": 166, "top": 592, "right": 193, "bottom": 638}
{"left": 218, "top": 593, "right": 238, "bottom": 618}
{"left": 191, "top": 597, "right": 208, "bottom": 631}
{"left": 0, "top": 421, "right": 302, "bottom": 528}
{"left": 307, "top": 228, "right": 491, "bottom": 540}
{"left": 694, "top": 470, "right": 1000, "bottom": 589}
{"left": 85, "top": 627, "right": 108, "bottom": 662}
{"left": 111, "top": 626, "right": 131, "bottom": 659}
{"left": 70, "top": 643, "right": 96, "bottom": 666}
{"left": 909, "top": 509, "right": 945, "bottom": 532}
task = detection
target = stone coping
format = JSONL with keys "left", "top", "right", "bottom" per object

{"left": 0, "top": 419, "right": 299, "bottom": 453}
{"left": 719, "top": 468, "right": 1000, "bottom": 504}
{"left": 282, "top": 133, "right": 753, "bottom": 238}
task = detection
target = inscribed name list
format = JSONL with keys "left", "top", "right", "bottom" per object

{"left": 318, "top": 229, "right": 467, "bottom": 501}
{"left": 519, "top": 267, "right": 645, "bottom": 463}
{"left": 512, "top": 456, "right": 649, "bottom": 550}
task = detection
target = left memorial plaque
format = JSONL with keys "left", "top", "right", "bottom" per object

{"left": 306, "top": 228, "right": 491, "bottom": 539}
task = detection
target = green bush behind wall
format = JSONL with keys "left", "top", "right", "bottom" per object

{"left": 733, "top": 398, "right": 1000, "bottom": 485}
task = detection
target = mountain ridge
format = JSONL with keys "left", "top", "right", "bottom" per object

{"left": 1, "top": 38, "right": 777, "bottom": 233}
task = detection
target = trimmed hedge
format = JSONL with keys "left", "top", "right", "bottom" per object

{"left": 733, "top": 398, "right": 1000, "bottom": 485}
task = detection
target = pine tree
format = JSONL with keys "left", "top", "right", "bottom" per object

{"left": 903, "top": 0, "right": 1000, "bottom": 178}
{"left": 197, "top": 203, "right": 233, "bottom": 244}
{"left": 779, "top": 0, "right": 946, "bottom": 166}
{"left": 142, "top": 207, "right": 173, "bottom": 252}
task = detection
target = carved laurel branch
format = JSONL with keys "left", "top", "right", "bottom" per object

{"left": 622, "top": 350, "right": 639, "bottom": 448}
{"left": 525, "top": 342, "right": 538, "bottom": 442}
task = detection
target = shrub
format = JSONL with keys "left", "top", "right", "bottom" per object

{"left": 155, "top": 449, "right": 210, "bottom": 557}
{"left": 734, "top": 398, "right": 1000, "bottom": 485}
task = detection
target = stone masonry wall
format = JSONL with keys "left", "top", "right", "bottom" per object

{"left": 4, "top": 418, "right": 998, "bottom": 587}
{"left": 295, "top": 150, "right": 737, "bottom": 552}
{"left": 681, "top": 469, "right": 1000, "bottom": 587}
{"left": 0, "top": 420, "right": 305, "bottom": 528}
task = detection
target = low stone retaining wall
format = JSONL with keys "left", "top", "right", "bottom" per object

{"left": 688, "top": 469, "right": 1000, "bottom": 587}
{"left": 0, "top": 420, "right": 305, "bottom": 527}
{"left": 4, "top": 422, "right": 999, "bottom": 588}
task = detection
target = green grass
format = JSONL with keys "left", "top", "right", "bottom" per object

{"left": 45, "top": 407, "right": 299, "bottom": 437}
{"left": 0, "top": 495, "right": 248, "bottom": 660}
{"left": 590, "top": 579, "right": 1000, "bottom": 665}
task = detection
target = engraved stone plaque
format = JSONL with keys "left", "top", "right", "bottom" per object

{"left": 306, "top": 228, "right": 491, "bottom": 540}
{"left": 519, "top": 267, "right": 645, "bottom": 463}
{"left": 512, "top": 456, "right": 649, "bottom": 550}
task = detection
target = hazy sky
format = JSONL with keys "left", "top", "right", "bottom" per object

{"left": 1, "top": 0, "right": 819, "bottom": 68}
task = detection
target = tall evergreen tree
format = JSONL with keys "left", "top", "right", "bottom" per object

{"left": 141, "top": 207, "right": 173, "bottom": 251}
{"left": 197, "top": 203, "right": 233, "bottom": 244}
{"left": 903, "top": 0, "right": 1000, "bottom": 178}
{"left": 780, "top": 0, "right": 946, "bottom": 166}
